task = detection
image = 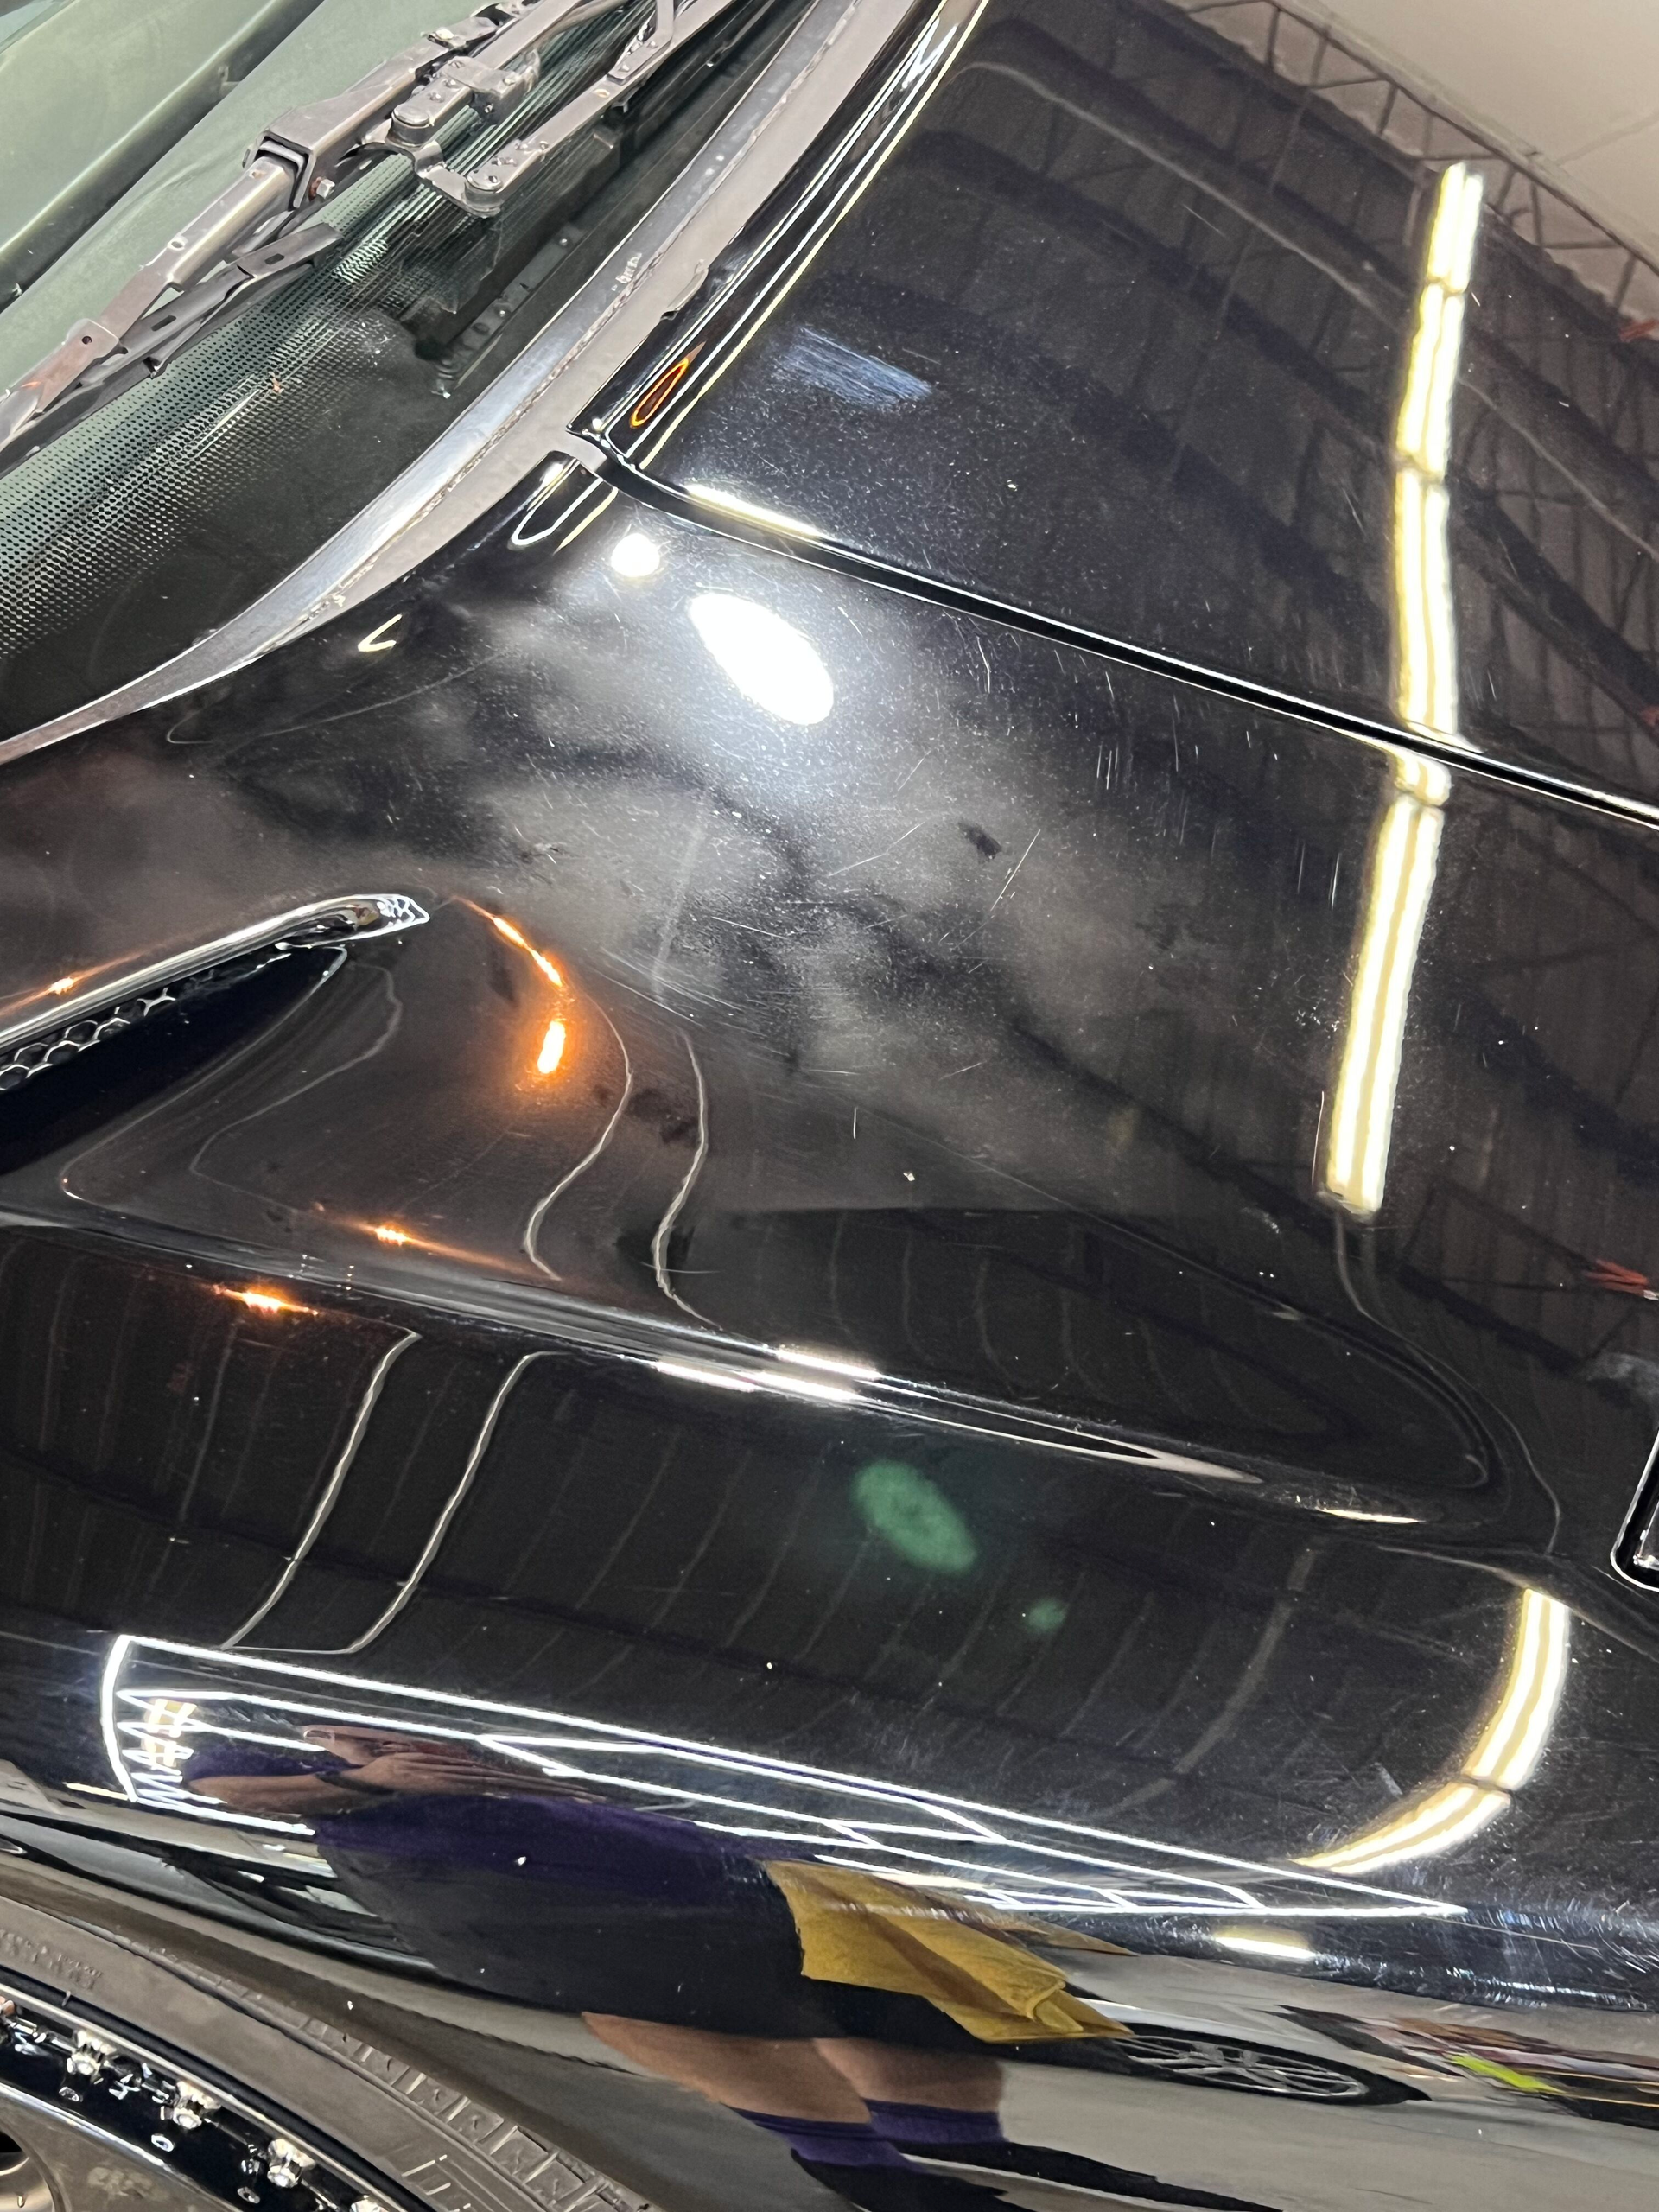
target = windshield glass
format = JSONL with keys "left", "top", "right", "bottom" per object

{"left": 0, "top": 0, "right": 801, "bottom": 734}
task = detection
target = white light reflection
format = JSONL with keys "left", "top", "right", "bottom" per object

{"left": 1319, "top": 766, "right": 1446, "bottom": 1218}
{"left": 1214, "top": 1929, "right": 1315, "bottom": 1961}
{"left": 687, "top": 593, "right": 834, "bottom": 725}
{"left": 654, "top": 1357, "right": 857, "bottom": 1408}
{"left": 1319, "top": 163, "right": 1481, "bottom": 1220}
{"left": 683, "top": 483, "right": 822, "bottom": 539}
{"left": 654, "top": 1358, "right": 758, "bottom": 1394}
{"left": 610, "top": 531, "right": 662, "bottom": 579}
{"left": 1300, "top": 1589, "right": 1569, "bottom": 1875}
{"left": 775, "top": 1345, "right": 882, "bottom": 1382}
{"left": 105, "top": 1638, "right": 1461, "bottom": 1923}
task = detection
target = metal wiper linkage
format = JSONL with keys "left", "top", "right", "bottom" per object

{"left": 0, "top": 0, "right": 738, "bottom": 475}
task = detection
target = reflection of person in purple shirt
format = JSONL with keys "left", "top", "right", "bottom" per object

{"left": 190, "top": 1732, "right": 1276, "bottom": 2212}
{"left": 191, "top": 1728, "right": 823, "bottom": 2027}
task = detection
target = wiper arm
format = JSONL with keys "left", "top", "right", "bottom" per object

{"left": 0, "top": 0, "right": 739, "bottom": 475}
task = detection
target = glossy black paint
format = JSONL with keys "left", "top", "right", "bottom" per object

{"left": 601, "top": 0, "right": 1659, "bottom": 810}
{"left": 0, "top": 462, "right": 1656, "bottom": 1925}
{"left": 3, "top": 8, "right": 1659, "bottom": 2204}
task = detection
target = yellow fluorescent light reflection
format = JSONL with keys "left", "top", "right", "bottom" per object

{"left": 1392, "top": 163, "right": 1481, "bottom": 740}
{"left": 1300, "top": 1591, "right": 1569, "bottom": 1874}
{"left": 1426, "top": 162, "right": 1485, "bottom": 293}
{"left": 1395, "top": 283, "right": 1446, "bottom": 472}
{"left": 1319, "top": 169, "right": 1479, "bottom": 1223}
{"left": 1302, "top": 1781, "right": 1503, "bottom": 1874}
{"left": 1465, "top": 1587, "right": 1570, "bottom": 1792}
{"left": 1396, "top": 289, "right": 1467, "bottom": 478}
{"left": 1320, "top": 789, "right": 1444, "bottom": 1217}
{"left": 1395, "top": 474, "right": 1459, "bottom": 741}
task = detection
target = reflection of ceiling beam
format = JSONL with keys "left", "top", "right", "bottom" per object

{"left": 1454, "top": 481, "right": 1659, "bottom": 730}
{"left": 1169, "top": 0, "right": 1659, "bottom": 327}
{"left": 916, "top": 26, "right": 1659, "bottom": 700}
{"left": 899, "top": 136, "right": 1656, "bottom": 720}
{"left": 959, "top": 19, "right": 1401, "bottom": 309}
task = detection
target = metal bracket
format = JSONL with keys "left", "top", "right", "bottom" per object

{"left": 0, "top": 0, "right": 736, "bottom": 469}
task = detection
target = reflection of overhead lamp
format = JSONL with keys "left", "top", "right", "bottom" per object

{"left": 611, "top": 532, "right": 661, "bottom": 580}
{"left": 536, "top": 1018, "right": 568, "bottom": 1077}
{"left": 688, "top": 592, "right": 835, "bottom": 725}
{"left": 1319, "top": 777, "right": 1445, "bottom": 1218}
{"left": 653, "top": 1356, "right": 859, "bottom": 1407}
{"left": 487, "top": 912, "right": 563, "bottom": 988}
{"left": 1214, "top": 1929, "right": 1316, "bottom": 1961}
{"left": 775, "top": 1345, "right": 881, "bottom": 1382}
{"left": 371, "top": 1224, "right": 411, "bottom": 1247}
{"left": 1394, "top": 474, "right": 1459, "bottom": 740}
{"left": 48, "top": 976, "right": 76, "bottom": 995}
{"left": 356, "top": 614, "right": 402, "bottom": 655}
{"left": 750, "top": 1369, "right": 858, "bottom": 1407}
{"left": 683, "top": 484, "right": 822, "bottom": 540}
{"left": 1314, "top": 1506, "right": 1422, "bottom": 1524}
{"left": 1464, "top": 1586, "right": 1570, "bottom": 1793}
{"left": 654, "top": 1359, "right": 758, "bottom": 1394}
{"left": 1319, "top": 164, "right": 1480, "bottom": 1222}
{"left": 223, "top": 1287, "right": 307, "bottom": 1316}
{"left": 1300, "top": 1589, "right": 1569, "bottom": 1875}
{"left": 1393, "top": 162, "right": 1480, "bottom": 750}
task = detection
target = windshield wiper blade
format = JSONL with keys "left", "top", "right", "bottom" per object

{"left": 0, "top": 0, "right": 738, "bottom": 476}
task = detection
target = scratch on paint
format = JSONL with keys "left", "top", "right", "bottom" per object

{"left": 987, "top": 830, "right": 1041, "bottom": 916}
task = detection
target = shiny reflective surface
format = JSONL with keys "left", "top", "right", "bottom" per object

{"left": 4, "top": 24, "right": 1659, "bottom": 2196}
{"left": 599, "top": 0, "right": 1659, "bottom": 808}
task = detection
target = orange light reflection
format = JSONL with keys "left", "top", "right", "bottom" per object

{"left": 346, "top": 1218, "right": 501, "bottom": 1269}
{"left": 536, "top": 1018, "right": 568, "bottom": 1077}
{"left": 221, "top": 1287, "right": 310, "bottom": 1317}
{"left": 488, "top": 913, "right": 563, "bottom": 987}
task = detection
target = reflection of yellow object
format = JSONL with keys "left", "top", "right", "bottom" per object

{"left": 1446, "top": 2056, "right": 1565, "bottom": 2097}
{"left": 764, "top": 1859, "right": 1130, "bottom": 2043}
{"left": 1301, "top": 1589, "right": 1569, "bottom": 1873}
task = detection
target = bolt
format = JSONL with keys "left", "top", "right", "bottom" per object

{"left": 265, "top": 2142, "right": 315, "bottom": 2190}
{"left": 165, "top": 2084, "right": 219, "bottom": 2130}
{"left": 67, "top": 2032, "right": 117, "bottom": 2080}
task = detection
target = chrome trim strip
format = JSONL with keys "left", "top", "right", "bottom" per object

{"left": 0, "top": 0, "right": 929, "bottom": 769}
{"left": 0, "top": 893, "right": 429, "bottom": 1056}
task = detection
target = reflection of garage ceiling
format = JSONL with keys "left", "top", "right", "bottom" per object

{"left": 1210, "top": 0, "right": 1659, "bottom": 261}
